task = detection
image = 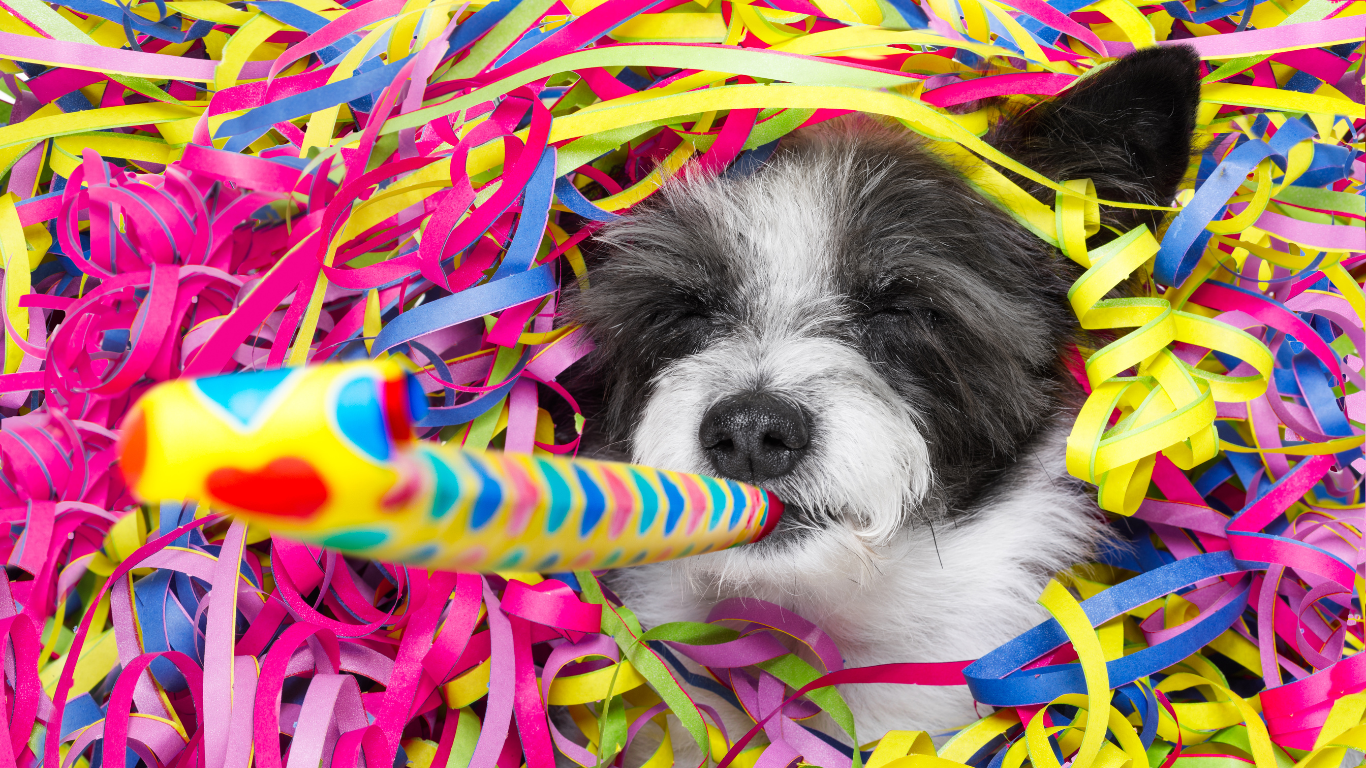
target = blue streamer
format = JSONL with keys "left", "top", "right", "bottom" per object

{"left": 53, "top": 0, "right": 211, "bottom": 43}
{"left": 492, "top": 147, "right": 558, "bottom": 280}
{"left": 554, "top": 177, "right": 620, "bottom": 222}
{"left": 1156, "top": 141, "right": 1275, "bottom": 286}
{"left": 371, "top": 263, "right": 558, "bottom": 356}
{"left": 217, "top": 54, "right": 414, "bottom": 145}
{"left": 965, "top": 552, "right": 1257, "bottom": 706}
{"left": 445, "top": 0, "right": 521, "bottom": 57}
{"left": 882, "top": 0, "right": 931, "bottom": 28}
{"left": 413, "top": 350, "right": 531, "bottom": 426}
{"left": 1292, "top": 350, "right": 1362, "bottom": 464}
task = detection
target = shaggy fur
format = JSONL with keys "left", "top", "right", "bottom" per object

{"left": 559, "top": 46, "right": 1201, "bottom": 754}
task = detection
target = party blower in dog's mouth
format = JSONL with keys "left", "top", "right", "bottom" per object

{"left": 115, "top": 360, "right": 786, "bottom": 572}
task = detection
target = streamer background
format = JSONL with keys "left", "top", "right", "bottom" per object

{"left": 0, "top": 0, "right": 1359, "bottom": 766}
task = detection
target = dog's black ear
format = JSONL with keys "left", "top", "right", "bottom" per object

{"left": 991, "top": 46, "right": 1202, "bottom": 232}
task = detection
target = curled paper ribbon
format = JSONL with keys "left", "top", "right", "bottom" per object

{"left": 0, "top": 0, "right": 1358, "bottom": 766}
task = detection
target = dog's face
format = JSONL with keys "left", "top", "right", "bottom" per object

{"left": 566, "top": 48, "right": 1200, "bottom": 581}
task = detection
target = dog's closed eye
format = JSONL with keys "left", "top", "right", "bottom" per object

{"left": 652, "top": 307, "right": 719, "bottom": 344}
{"left": 671, "top": 311, "right": 715, "bottom": 332}
{"left": 854, "top": 274, "right": 948, "bottom": 330}
{"left": 637, "top": 304, "right": 721, "bottom": 361}
{"left": 866, "top": 303, "right": 942, "bottom": 329}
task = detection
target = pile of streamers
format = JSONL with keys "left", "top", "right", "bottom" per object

{"left": 0, "top": 0, "right": 1359, "bottom": 764}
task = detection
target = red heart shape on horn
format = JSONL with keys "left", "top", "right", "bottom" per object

{"left": 206, "top": 457, "right": 329, "bottom": 519}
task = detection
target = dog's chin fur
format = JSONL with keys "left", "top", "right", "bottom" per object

{"left": 611, "top": 420, "right": 1105, "bottom": 753}
{"left": 560, "top": 46, "right": 1202, "bottom": 759}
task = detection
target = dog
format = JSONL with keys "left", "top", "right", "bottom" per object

{"left": 560, "top": 46, "right": 1202, "bottom": 753}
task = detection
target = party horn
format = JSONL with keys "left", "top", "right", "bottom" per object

{"left": 117, "top": 361, "right": 784, "bottom": 571}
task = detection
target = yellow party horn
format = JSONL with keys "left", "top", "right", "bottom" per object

{"left": 118, "top": 361, "right": 785, "bottom": 571}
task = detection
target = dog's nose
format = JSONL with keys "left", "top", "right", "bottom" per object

{"left": 698, "top": 394, "right": 809, "bottom": 483}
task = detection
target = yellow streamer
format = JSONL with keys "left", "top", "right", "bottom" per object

{"left": 1038, "top": 581, "right": 1110, "bottom": 768}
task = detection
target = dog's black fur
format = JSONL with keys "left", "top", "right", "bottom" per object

{"left": 562, "top": 46, "right": 1200, "bottom": 521}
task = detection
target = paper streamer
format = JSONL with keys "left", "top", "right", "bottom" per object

{"left": 0, "top": 0, "right": 1358, "bottom": 766}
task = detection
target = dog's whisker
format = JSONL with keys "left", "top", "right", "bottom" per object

{"left": 927, "top": 520, "right": 944, "bottom": 570}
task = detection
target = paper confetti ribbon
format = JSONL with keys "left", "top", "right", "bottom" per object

{"left": 0, "top": 0, "right": 1358, "bottom": 766}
